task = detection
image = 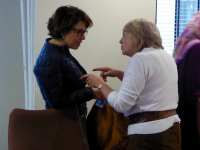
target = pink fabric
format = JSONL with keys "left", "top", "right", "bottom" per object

{"left": 173, "top": 11, "right": 200, "bottom": 61}
{"left": 175, "top": 39, "right": 200, "bottom": 63}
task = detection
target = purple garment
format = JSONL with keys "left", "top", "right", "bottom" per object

{"left": 176, "top": 43, "right": 200, "bottom": 149}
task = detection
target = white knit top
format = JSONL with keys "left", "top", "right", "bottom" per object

{"left": 107, "top": 47, "right": 180, "bottom": 135}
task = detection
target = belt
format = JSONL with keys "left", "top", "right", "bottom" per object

{"left": 128, "top": 109, "right": 177, "bottom": 125}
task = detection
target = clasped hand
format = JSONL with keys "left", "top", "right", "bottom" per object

{"left": 80, "top": 74, "right": 104, "bottom": 88}
{"left": 80, "top": 67, "right": 117, "bottom": 87}
{"left": 81, "top": 67, "right": 120, "bottom": 101}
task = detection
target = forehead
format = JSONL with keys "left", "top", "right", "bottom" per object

{"left": 123, "top": 31, "right": 133, "bottom": 36}
{"left": 73, "top": 21, "right": 86, "bottom": 30}
{"left": 123, "top": 31, "right": 129, "bottom": 34}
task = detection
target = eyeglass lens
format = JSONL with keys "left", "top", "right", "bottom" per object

{"left": 77, "top": 30, "right": 88, "bottom": 36}
{"left": 72, "top": 28, "right": 88, "bottom": 36}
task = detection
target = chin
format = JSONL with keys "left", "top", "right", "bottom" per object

{"left": 122, "top": 51, "right": 126, "bottom": 55}
{"left": 71, "top": 46, "right": 79, "bottom": 50}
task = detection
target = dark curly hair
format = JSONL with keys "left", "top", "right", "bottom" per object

{"left": 47, "top": 5, "right": 93, "bottom": 39}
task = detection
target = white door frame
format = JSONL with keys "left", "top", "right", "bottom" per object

{"left": 20, "top": 0, "right": 36, "bottom": 110}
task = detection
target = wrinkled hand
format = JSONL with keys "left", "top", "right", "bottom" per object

{"left": 92, "top": 67, "right": 118, "bottom": 82}
{"left": 80, "top": 74, "right": 105, "bottom": 88}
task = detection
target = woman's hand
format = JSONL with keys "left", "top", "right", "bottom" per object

{"left": 93, "top": 67, "right": 124, "bottom": 81}
{"left": 80, "top": 74, "right": 105, "bottom": 88}
{"left": 81, "top": 73, "right": 115, "bottom": 100}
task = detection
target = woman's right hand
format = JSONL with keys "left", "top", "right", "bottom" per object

{"left": 93, "top": 67, "right": 124, "bottom": 81}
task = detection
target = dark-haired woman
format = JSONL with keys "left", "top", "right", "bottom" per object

{"left": 33, "top": 5, "right": 104, "bottom": 138}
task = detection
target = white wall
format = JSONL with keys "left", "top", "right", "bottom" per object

{"left": 35, "top": 0, "right": 156, "bottom": 112}
{"left": 0, "top": 0, "right": 25, "bottom": 149}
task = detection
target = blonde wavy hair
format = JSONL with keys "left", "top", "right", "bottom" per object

{"left": 123, "top": 18, "right": 164, "bottom": 52}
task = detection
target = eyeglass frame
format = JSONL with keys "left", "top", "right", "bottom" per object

{"left": 71, "top": 28, "right": 88, "bottom": 37}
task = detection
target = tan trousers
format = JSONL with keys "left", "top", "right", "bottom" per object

{"left": 112, "top": 122, "right": 181, "bottom": 150}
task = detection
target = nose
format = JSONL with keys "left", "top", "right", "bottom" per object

{"left": 81, "top": 34, "right": 86, "bottom": 40}
{"left": 119, "top": 38, "right": 122, "bottom": 44}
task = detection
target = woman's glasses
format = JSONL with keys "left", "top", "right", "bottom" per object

{"left": 71, "top": 28, "right": 88, "bottom": 37}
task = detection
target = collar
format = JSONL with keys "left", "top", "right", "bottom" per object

{"left": 141, "top": 47, "right": 162, "bottom": 52}
{"left": 44, "top": 38, "right": 70, "bottom": 55}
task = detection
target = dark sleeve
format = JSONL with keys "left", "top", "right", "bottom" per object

{"left": 33, "top": 56, "right": 94, "bottom": 109}
{"left": 184, "top": 44, "right": 200, "bottom": 107}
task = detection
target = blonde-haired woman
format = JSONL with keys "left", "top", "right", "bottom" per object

{"left": 81, "top": 18, "right": 181, "bottom": 150}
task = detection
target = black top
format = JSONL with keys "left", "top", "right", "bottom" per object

{"left": 33, "top": 38, "right": 94, "bottom": 116}
{"left": 176, "top": 43, "right": 200, "bottom": 149}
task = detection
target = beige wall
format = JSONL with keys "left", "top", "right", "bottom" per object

{"left": 0, "top": 1, "right": 156, "bottom": 149}
{"left": 35, "top": 0, "right": 156, "bottom": 112}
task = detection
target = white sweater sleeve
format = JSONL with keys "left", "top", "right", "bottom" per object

{"left": 107, "top": 55, "right": 146, "bottom": 113}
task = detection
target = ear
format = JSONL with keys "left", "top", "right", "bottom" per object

{"left": 61, "top": 33, "right": 65, "bottom": 39}
{"left": 61, "top": 31, "right": 69, "bottom": 38}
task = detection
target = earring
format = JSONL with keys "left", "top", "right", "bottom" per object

{"left": 62, "top": 36, "right": 64, "bottom": 39}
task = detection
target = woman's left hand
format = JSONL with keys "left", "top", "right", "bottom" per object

{"left": 80, "top": 74, "right": 105, "bottom": 88}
